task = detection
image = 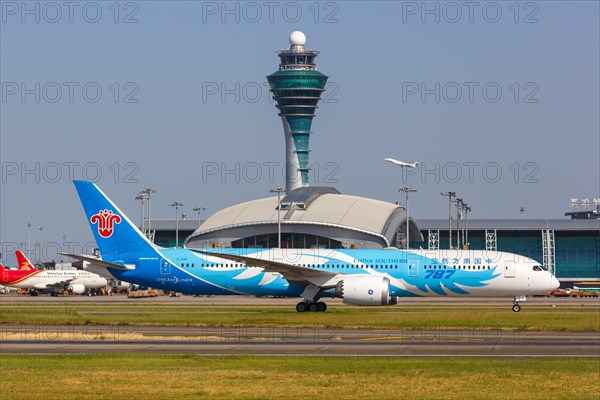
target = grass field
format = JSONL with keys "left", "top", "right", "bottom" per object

{"left": 1, "top": 302, "right": 598, "bottom": 331}
{"left": 0, "top": 355, "right": 598, "bottom": 399}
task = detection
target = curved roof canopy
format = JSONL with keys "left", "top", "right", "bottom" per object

{"left": 186, "top": 187, "right": 418, "bottom": 247}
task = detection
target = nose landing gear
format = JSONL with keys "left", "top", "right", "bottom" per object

{"left": 512, "top": 295, "right": 526, "bottom": 312}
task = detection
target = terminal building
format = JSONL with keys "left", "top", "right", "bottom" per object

{"left": 416, "top": 219, "right": 599, "bottom": 281}
{"left": 151, "top": 32, "right": 597, "bottom": 283}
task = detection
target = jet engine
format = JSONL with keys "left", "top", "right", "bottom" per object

{"left": 69, "top": 284, "right": 86, "bottom": 295}
{"left": 335, "top": 276, "right": 397, "bottom": 306}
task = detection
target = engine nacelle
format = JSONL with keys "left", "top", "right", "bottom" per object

{"left": 69, "top": 284, "right": 86, "bottom": 295}
{"left": 336, "top": 276, "right": 395, "bottom": 306}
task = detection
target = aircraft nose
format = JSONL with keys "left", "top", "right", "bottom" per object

{"left": 550, "top": 275, "right": 560, "bottom": 291}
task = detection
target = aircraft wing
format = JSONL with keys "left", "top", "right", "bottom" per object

{"left": 35, "top": 279, "right": 75, "bottom": 291}
{"left": 190, "top": 249, "right": 339, "bottom": 286}
{"left": 58, "top": 253, "right": 134, "bottom": 271}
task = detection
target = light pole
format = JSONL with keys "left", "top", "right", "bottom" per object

{"left": 193, "top": 207, "right": 206, "bottom": 227}
{"left": 27, "top": 223, "right": 31, "bottom": 259}
{"left": 135, "top": 193, "right": 147, "bottom": 232}
{"left": 270, "top": 187, "right": 285, "bottom": 248}
{"left": 464, "top": 205, "right": 471, "bottom": 246}
{"left": 520, "top": 207, "right": 525, "bottom": 220}
{"left": 455, "top": 199, "right": 463, "bottom": 249}
{"left": 170, "top": 201, "right": 184, "bottom": 248}
{"left": 38, "top": 226, "right": 44, "bottom": 263}
{"left": 441, "top": 192, "right": 455, "bottom": 249}
{"left": 142, "top": 187, "right": 157, "bottom": 241}
{"left": 461, "top": 202, "right": 468, "bottom": 246}
{"left": 399, "top": 187, "right": 417, "bottom": 250}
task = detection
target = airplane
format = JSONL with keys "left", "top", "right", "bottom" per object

{"left": 0, "top": 250, "right": 108, "bottom": 296}
{"left": 61, "top": 180, "right": 559, "bottom": 312}
{"left": 384, "top": 157, "right": 420, "bottom": 169}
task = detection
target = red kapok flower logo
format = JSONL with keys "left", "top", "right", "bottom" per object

{"left": 90, "top": 209, "right": 121, "bottom": 238}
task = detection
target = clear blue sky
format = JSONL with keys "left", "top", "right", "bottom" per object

{"left": 1, "top": 1, "right": 598, "bottom": 265}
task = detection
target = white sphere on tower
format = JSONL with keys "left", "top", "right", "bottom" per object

{"left": 289, "top": 31, "right": 306, "bottom": 46}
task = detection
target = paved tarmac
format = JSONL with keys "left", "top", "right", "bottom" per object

{"left": 1, "top": 324, "right": 598, "bottom": 357}
{"left": 1, "top": 293, "right": 598, "bottom": 308}
{"left": 1, "top": 295, "right": 598, "bottom": 357}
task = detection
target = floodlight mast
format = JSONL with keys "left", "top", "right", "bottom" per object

{"left": 455, "top": 199, "right": 463, "bottom": 249}
{"left": 135, "top": 193, "right": 148, "bottom": 231}
{"left": 170, "top": 201, "right": 184, "bottom": 248}
{"left": 441, "top": 192, "right": 455, "bottom": 249}
{"left": 193, "top": 207, "right": 206, "bottom": 226}
{"left": 142, "top": 187, "right": 157, "bottom": 241}
{"left": 270, "top": 187, "right": 286, "bottom": 248}
{"left": 400, "top": 187, "right": 417, "bottom": 250}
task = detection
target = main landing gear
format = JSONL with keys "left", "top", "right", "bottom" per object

{"left": 296, "top": 301, "right": 327, "bottom": 312}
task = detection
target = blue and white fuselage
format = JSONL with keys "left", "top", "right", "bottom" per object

{"left": 64, "top": 181, "right": 559, "bottom": 312}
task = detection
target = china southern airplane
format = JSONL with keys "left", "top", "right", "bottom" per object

{"left": 62, "top": 181, "right": 559, "bottom": 312}
{"left": 0, "top": 251, "right": 108, "bottom": 296}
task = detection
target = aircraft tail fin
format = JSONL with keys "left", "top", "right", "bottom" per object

{"left": 15, "top": 251, "right": 36, "bottom": 271}
{"left": 73, "top": 181, "right": 161, "bottom": 263}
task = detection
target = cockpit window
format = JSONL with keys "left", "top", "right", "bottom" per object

{"left": 533, "top": 265, "right": 544, "bottom": 271}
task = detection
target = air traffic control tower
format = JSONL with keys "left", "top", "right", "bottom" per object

{"left": 267, "top": 31, "right": 328, "bottom": 192}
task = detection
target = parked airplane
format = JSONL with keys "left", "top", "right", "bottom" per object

{"left": 384, "top": 157, "right": 420, "bottom": 168}
{"left": 0, "top": 251, "right": 108, "bottom": 296}
{"left": 62, "top": 181, "right": 559, "bottom": 312}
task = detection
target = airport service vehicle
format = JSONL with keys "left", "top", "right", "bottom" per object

{"left": 0, "top": 251, "right": 108, "bottom": 296}
{"left": 62, "top": 181, "right": 559, "bottom": 312}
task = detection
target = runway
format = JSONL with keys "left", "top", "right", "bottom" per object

{"left": 1, "top": 324, "right": 598, "bottom": 357}
{"left": 1, "top": 293, "right": 598, "bottom": 308}
{"left": 2, "top": 295, "right": 598, "bottom": 356}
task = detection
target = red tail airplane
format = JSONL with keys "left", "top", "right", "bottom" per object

{"left": 0, "top": 251, "right": 108, "bottom": 296}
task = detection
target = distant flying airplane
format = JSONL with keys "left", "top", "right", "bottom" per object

{"left": 60, "top": 181, "right": 559, "bottom": 312}
{"left": 385, "top": 157, "right": 420, "bottom": 169}
{"left": 0, "top": 251, "right": 108, "bottom": 296}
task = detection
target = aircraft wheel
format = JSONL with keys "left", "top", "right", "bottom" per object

{"left": 317, "top": 302, "right": 327, "bottom": 312}
{"left": 309, "top": 302, "right": 318, "bottom": 312}
{"left": 296, "top": 302, "right": 308, "bottom": 312}
{"left": 512, "top": 304, "right": 521, "bottom": 312}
